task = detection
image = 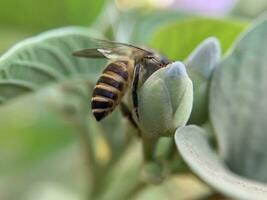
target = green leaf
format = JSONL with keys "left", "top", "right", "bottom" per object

{"left": 210, "top": 14, "right": 267, "bottom": 181}
{"left": 0, "top": 100, "right": 88, "bottom": 200}
{"left": 0, "top": 27, "right": 134, "bottom": 199}
{"left": 150, "top": 18, "right": 247, "bottom": 60}
{"left": 0, "top": 90, "right": 76, "bottom": 175}
{"left": 0, "top": 27, "right": 105, "bottom": 104}
{"left": 175, "top": 126, "right": 267, "bottom": 200}
{"left": 0, "top": 0, "right": 105, "bottom": 30}
{"left": 0, "top": 26, "right": 109, "bottom": 181}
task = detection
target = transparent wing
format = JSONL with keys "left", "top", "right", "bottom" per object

{"left": 72, "top": 48, "right": 106, "bottom": 58}
{"left": 72, "top": 38, "right": 152, "bottom": 60}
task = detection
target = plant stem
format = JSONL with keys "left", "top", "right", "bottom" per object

{"left": 142, "top": 135, "right": 159, "bottom": 162}
{"left": 166, "top": 137, "right": 177, "bottom": 160}
{"left": 76, "top": 121, "right": 94, "bottom": 198}
{"left": 76, "top": 120, "right": 103, "bottom": 199}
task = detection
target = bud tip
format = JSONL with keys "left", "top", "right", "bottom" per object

{"left": 165, "top": 61, "right": 187, "bottom": 78}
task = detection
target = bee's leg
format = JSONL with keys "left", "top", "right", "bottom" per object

{"left": 120, "top": 102, "right": 141, "bottom": 133}
{"left": 132, "top": 63, "right": 142, "bottom": 120}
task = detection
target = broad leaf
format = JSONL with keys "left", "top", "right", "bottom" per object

{"left": 0, "top": 27, "right": 105, "bottom": 104}
{"left": 0, "top": 27, "right": 121, "bottom": 199}
{"left": 0, "top": 79, "right": 128, "bottom": 199}
{"left": 210, "top": 14, "right": 267, "bottom": 181}
{"left": 0, "top": 26, "right": 132, "bottom": 171}
{"left": 175, "top": 126, "right": 267, "bottom": 200}
{"left": 0, "top": 87, "right": 77, "bottom": 174}
{"left": 150, "top": 18, "right": 247, "bottom": 60}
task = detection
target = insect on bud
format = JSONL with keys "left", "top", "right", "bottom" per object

{"left": 138, "top": 61, "right": 193, "bottom": 138}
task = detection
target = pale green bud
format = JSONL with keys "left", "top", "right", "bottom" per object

{"left": 138, "top": 61, "right": 193, "bottom": 138}
{"left": 186, "top": 37, "right": 221, "bottom": 125}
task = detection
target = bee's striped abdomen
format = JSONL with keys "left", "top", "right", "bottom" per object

{"left": 92, "top": 60, "right": 131, "bottom": 121}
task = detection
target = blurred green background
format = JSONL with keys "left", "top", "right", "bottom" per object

{"left": 0, "top": 0, "right": 266, "bottom": 200}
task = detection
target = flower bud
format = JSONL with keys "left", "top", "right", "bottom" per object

{"left": 185, "top": 37, "right": 221, "bottom": 124}
{"left": 138, "top": 61, "right": 193, "bottom": 138}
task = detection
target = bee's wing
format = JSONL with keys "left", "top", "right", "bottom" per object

{"left": 72, "top": 48, "right": 106, "bottom": 58}
{"left": 72, "top": 38, "right": 152, "bottom": 60}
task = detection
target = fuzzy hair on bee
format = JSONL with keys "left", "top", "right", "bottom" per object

{"left": 91, "top": 59, "right": 135, "bottom": 121}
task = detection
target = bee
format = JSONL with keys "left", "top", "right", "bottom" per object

{"left": 73, "top": 39, "right": 169, "bottom": 123}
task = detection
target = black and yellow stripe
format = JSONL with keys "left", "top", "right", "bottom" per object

{"left": 91, "top": 60, "right": 131, "bottom": 121}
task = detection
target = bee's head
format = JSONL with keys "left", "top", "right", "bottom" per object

{"left": 144, "top": 54, "right": 170, "bottom": 68}
{"left": 141, "top": 54, "right": 170, "bottom": 82}
{"left": 159, "top": 56, "right": 170, "bottom": 66}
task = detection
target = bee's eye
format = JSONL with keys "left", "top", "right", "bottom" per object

{"left": 161, "top": 57, "right": 169, "bottom": 65}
